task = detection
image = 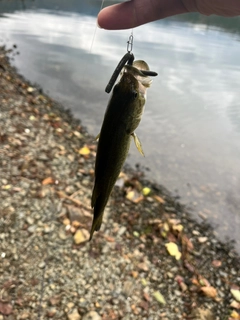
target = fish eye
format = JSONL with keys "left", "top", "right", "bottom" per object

{"left": 132, "top": 91, "right": 138, "bottom": 99}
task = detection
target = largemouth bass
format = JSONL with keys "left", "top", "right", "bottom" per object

{"left": 90, "top": 60, "right": 154, "bottom": 240}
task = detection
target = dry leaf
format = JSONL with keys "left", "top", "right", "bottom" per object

{"left": 0, "top": 301, "right": 13, "bottom": 315}
{"left": 79, "top": 146, "right": 90, "bottom": 156}
{"left": 201, "top": 286, "right": 217, "bottom": 299}
{"left": 1, "top": 184, "right": 12, "bottom": 190}
{"left": 126, "top": 189, "right": 144, "bottom": 203}
{"left": 153, "top": 291, "right": 166, "bottom": 305}
{"left": 172, "top": 224, "right": 184, "bottom": 233}
{"left": 212, "top": 260, "right": 222, "bottom": 268}
{"left": 73, "top": 229, "right": 89, "bottom": 244}
{"left": 230, "top": 310, "right": 240, "bottom": 319}
{"left": 231, "top": 289, "right": 240, "bottom": 302}
{"left": 231, "top": 301, "right": 240, "bottom": 309}
{"left": 182, "top": 235, "right": 194, "bottom": 251}
{"left": 153, "top": 195, "right": 165, "bottom": 204}
{"left": 199, "top": 277, "right": 211, "bottom": 287}
{"left": 42, "top": 177, "right": 54, "bottom": 185}
{"left": 165, "top": 242, "right": 182, "bottom": 260}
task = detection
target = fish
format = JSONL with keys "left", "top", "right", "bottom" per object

{"left": 90, "top": 60, "right": 154, "bottom": 240}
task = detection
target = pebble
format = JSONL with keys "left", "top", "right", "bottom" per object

{"left": 67, "top": 308, "right": 81, "bottom": 320}
{"left": 82, "top": 311, "right": 101, "bottom": 320}
{"left": 38, "top": 261, "right": 46, "bottom": 269}
{"left": 26, "top": 217, "right": 34, "bottom": 225}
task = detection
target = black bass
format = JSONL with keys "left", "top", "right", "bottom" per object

{"left": 90, "top": 60, "right": 154, "bottom": 240}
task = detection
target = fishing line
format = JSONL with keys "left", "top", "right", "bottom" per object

{"left": 89, "top": 0, "right": 105, "bottom": 53}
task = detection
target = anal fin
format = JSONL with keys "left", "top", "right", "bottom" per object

{"left": 131, "top": 132, "right": 144, "bottom": 156}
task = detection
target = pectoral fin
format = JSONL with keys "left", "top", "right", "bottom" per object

{"left": 131, "top": 132, "right": 144, "bottom": 156}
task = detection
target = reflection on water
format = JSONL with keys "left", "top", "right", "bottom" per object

{"left": 0, "top": 1, "right": 240, "bottom": 252}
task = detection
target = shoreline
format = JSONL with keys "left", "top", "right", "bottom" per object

{"left": 1, "top": 45, "right": 240, "bottom": 319}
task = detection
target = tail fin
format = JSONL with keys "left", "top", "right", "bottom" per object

{"left": 89, "top": 212, "right": 103, "bottom": 241}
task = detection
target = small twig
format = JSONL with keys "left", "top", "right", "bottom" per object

{"left": 56, "top": 191, "right": 91, "bottom": 212}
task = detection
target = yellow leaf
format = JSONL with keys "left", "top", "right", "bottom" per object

{"left": 172, "top": 224, "right": 184, "bottom": 232}
{"left": 79, "top": 146, "right": 90, "bottom": 155}
{"left": 126, "top": 190, "right": 135, "bottom": 201}
{"left": 73, "top": 229, "right": 89, "bottom": 244}
{"left": 2, "top": 184, "right": 12, "bottom": 190}
{"left": 163, "top": 222, "right": 169, "bottom": 232}
{"left": 230, "top": 310, "right": 240, "bottom": 319}
{"left": 231, "top": 289, "right": 240, "bottom": 302}
{"left": 142, "top": 187, "right": 151, "bottom": 196}
{"left": 141, "top": 278, "right": 147, "bottom": 286}
{"left": 165, "top": 242, "right": 181, "bottom": 260}
{"left": 153, "top": 291, "right": 166, "bottom": 305}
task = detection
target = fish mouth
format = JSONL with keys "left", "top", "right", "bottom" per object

{"left": 122, "top": 63, "right": 153, "bottom": 95}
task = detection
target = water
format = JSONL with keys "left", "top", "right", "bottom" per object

{"left": 0, "top": 0, "right": 240, "bottom": 252}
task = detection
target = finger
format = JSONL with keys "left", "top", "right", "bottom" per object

{"left": 97, "top": 0, "right": 188, "bottom": 30}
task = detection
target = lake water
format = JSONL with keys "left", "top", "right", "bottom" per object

{"left": 0, "top": 0, "right": 240, "bottom": 252}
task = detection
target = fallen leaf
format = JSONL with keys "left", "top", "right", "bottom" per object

{"left": 231, "top": 301, "right": 240, "bottom": 309}
{"left": 0, "top": 301, "right": 13, "bottom": 315}
{"left": 199, "top": 277, "right": 211, "bottom": 287}
{"left": 168, "top": 219, "right": 181, "bottom": 225}
{"left": 63, "top": 218, "right": 70, "bottom": 226}
{"left": 1, "top": 184, "right": 11, "bottom": 190}
{"left": 153, "top": 195, "right": 165, "bottom": 204}
{"left": 79, "top": 146, "right": 90, "bottom": 156}
{"left": 42, "top": 177, "right": 54, "bottom": 185}
{"left": 137, "top": 262, "right": 149, "bottom": 272}
{"left": 212, "top": 260, "right": 222, "bottom": 268}
{"left": 182, "top": 235, "right": 194, "bottom": 251}
{"left": 165, "top": 242, "right": 182, "bottom": 260}
{"left": 153, "top": 291, "right": 166, "bottom": 305}
{"left": 163, "top": 222, "right": 169, "bottom": 232}
{"left": 126, "top": 189, "right": 144, "bottom": 203}
{"left": 231, "top": 289, "right": 240, "bottom": 302}
{"left": 142, "top": 187, "right": 151, "bottom": 196}
{"left": 230, "top": 310, "right": 240, "bottom": 319}
{"left": 141, "top": 278, "right": 147, "bottom": 286}
{"left": 172, "top": 224, "right": 184, "bottom": 233}
{"left": 201, "top": 286, "right": 217, "bottom": 299}
{"left": 73, "top": 229, "right": 89, "bottom": 244}
{"left": 131, "top": 271, "right": 138, "bottom": 278}
{"left": 104, "top": 235, "right": 115, "bottom": 242}
{"left": 143, "top": 292, "right": 150, "bottom": 302}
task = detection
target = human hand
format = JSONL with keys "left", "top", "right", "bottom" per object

{"left": 97, "top": 0, "right": 240, "bottom": 30}
{"left": 97, "top": 0, "right": 187, "bottom": 30}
